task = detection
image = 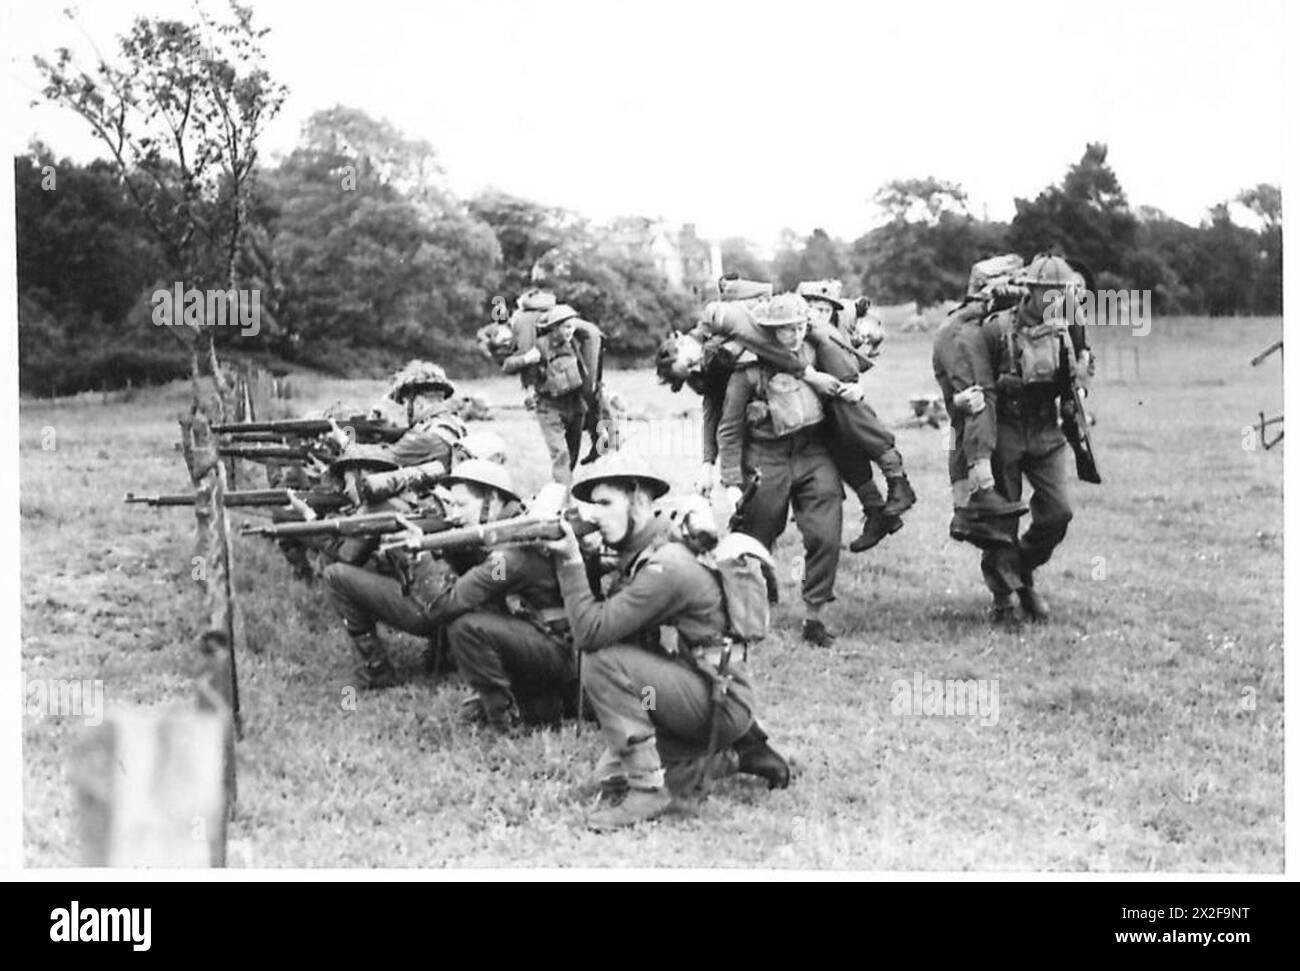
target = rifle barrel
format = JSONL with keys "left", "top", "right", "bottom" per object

{"left": 219, "top": 445, "right": 313, "bottom": 462}
{"left": 126, "top": 490, "right": 349, "bottom": 510}
{"left": 242, "top": 512, "right": 447, "bottom": 539}
{"left": 211, "top": 417, "right": 406, "bottom": 443}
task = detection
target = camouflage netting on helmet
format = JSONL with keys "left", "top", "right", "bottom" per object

{"left": 389, "top": 360, "right": 454, "bottom": 399}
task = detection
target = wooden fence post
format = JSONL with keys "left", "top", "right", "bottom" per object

{"left": 72, "top": 709, "right": 229, "bottom": 866}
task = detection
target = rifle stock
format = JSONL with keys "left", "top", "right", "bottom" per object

{"left": 728, "top": 470, "right": 762, "bottom": 532}
{"left": 1064, "top": 384, "right": 1101, "bottom": 484}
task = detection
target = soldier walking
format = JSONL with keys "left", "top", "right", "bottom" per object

{"left": 715, "top": 294, "right": 845, "bottom": 647}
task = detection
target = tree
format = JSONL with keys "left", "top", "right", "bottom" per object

{"left": 1237, "top": 183, "right": 1282, "bottom": 313}
{"left": 1008, "top": 143, "right": 1136, "bottom": 278}
{"left": 718, "top": 236, "right": 770, "bottom": 282}
{"left": 853, "top": 178, "right": 1007, "bottom": 308}
{"left": 468, "top": 190, "right": 576, "bottom": 297}
{"left": 265, "top": 107, "right": 501, "bottom": 373}
{"left": 531, "top": 234, "right": 695, "bottom": 361}
{"left": 34, "top": 1, "right": 287, "bottom": 378}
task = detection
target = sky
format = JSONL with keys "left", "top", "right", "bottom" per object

{"left": 5, "top": 0, "right": 1287, "bottom": 249}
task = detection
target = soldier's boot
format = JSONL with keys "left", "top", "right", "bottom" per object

{"left": 349, "top": 632, "right": 399, "bottom": 690}
{"left": 801, "top": 617, "right": 837, "bottom": 648}
{"left": 880, "top": 473, "right": 917, "bottom": 519}
{"left": 988, "top": 595, "right": 1019, "bottom": 627}
{"left": 1017, "top": 585, "right": 1050, "bottom": 623}
{"left": 734, "top": 726, "right": 791, "bottom": 790}
{"left": 966, "top": 487, "right": 1029, "bottom": 520}
{"left": 479, "top": 688, "right": 523, "bottom": 732}
{"left": 586, "top": 786, "right": 673, "bottom": 832}
{"left": 850, "top": 510, "right": 904, "bottom": 553}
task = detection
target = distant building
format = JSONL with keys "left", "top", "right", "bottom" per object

{"left": 601, "top": 217, "right": 717, "bottom": 299}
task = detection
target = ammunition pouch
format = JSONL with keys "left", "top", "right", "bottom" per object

{"left": 540, "top": 349, "right": 584, "bottom": 397}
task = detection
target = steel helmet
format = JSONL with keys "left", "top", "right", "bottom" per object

{"left": 330, "top": 444, "right": 400, "bottom": 474}
{"left": 571, "top": 453, "right": 671, "bottom": 503}
{"left": 754, "top": 293, "right": 810, "bottom": 328}
{"left": 795, "top": 280, "right": 843, "bottom": 305}
{"left": 1014, "top": 254, "right": 1076, "bottom": 288}
{"left": 442, "top": 458, "right": 522, "bottom": 505}
{"left": 538, "top": 304, "right": 580, "bottom": 332}
{"left": 457, "top": 430, "right": 509, "bottom": 464}
{"left": 391, "top": 360, "right": 455, "bottom": 400}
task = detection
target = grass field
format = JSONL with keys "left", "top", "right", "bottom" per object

{"left": 20, "top": 317, "right": 1284, "bottom": 870}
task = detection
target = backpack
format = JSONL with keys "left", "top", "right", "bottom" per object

{"left": 656, "top": 504, "right": 775, "bottom": 651}
{"left": 699, "top": 531, "right": 776, "bottom": 649}
{"left": 968, "top": 254, "right": 1024, "bottom": 297}
{"left": 1005, "top": 319, "right": 1067, "bottom": 384}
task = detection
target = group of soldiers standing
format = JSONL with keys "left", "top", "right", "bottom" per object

{"left": 247, "top": 251, "right": 1096, "bottom": 831}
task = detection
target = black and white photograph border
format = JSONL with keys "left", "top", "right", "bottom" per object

{"left": 1, "top": 0, "right": 1295, "bottom": 877}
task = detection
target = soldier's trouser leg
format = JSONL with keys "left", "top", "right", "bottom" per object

{"left": 789, "top": 436, "right": 844, "bottom": 608}
{"left": 1017, "top": 425, "right": 1073, "bottom": 578}
{"left": 446, "top": 613, "right": 576, "bottom": 720}
{"left": 323, "top": 563, "right": 439, "bottom": 638}
{"left": 826, "top": 396, "right": 902, "bottom": 472}
{"left": 981, "top": 422, "right": 1029, "bottom": 597}
{"left": 738, "top": 439, "right": 794, "bottom": 550}
{"left": 582, "top": 645, "right": 754, "bottom": 790}
{"left": 535, "top": 394, "right": 587, "bottom": 484}
{"left": 827, "top": 408, "right": 883, "bottom": 510}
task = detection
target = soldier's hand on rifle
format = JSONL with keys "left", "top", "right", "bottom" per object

{"left": 343, "top": 473, "right": 363, "bottom": 508}
{"left": 326, "top": 419, "right": 353, "bottom": 451}
{"left": 545, "top": 519, "right": 583, "bottom": 565}
{"left": 953, "top": 386, "right": 986, "bottom": 415}
{"left": 518, "top": 347, "right": 543, "bottom": 367}
{"left": 286, "top": 492, "right": 319, "bottom": 522}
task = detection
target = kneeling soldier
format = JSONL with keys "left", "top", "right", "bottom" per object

{"left": 548, "top": 457, "right": 790, "bottom": 832}
{"left": 324, "top": 461, "right": 574, "bottom": 715}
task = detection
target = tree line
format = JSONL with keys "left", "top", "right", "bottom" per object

{"left": 15, "top": 6, "right": 1281, "bottom": 397}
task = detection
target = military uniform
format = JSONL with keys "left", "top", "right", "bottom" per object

{"left": 557, "top": 517, "right": 761, "bottom": 791}
{"left": 321, "top": 496, "right": 526, "bottom": 689}
{"left": 716, "top": 342, "right": 843, "bottom": 610}
{"left": 968, "top": 301, "right": 1077, "bottom": 606}
{"left": 696, "top": 285, "right": 913, "bottom": 547}
{"left": 503, "top": 308, "right": 603, "bottom": 484}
